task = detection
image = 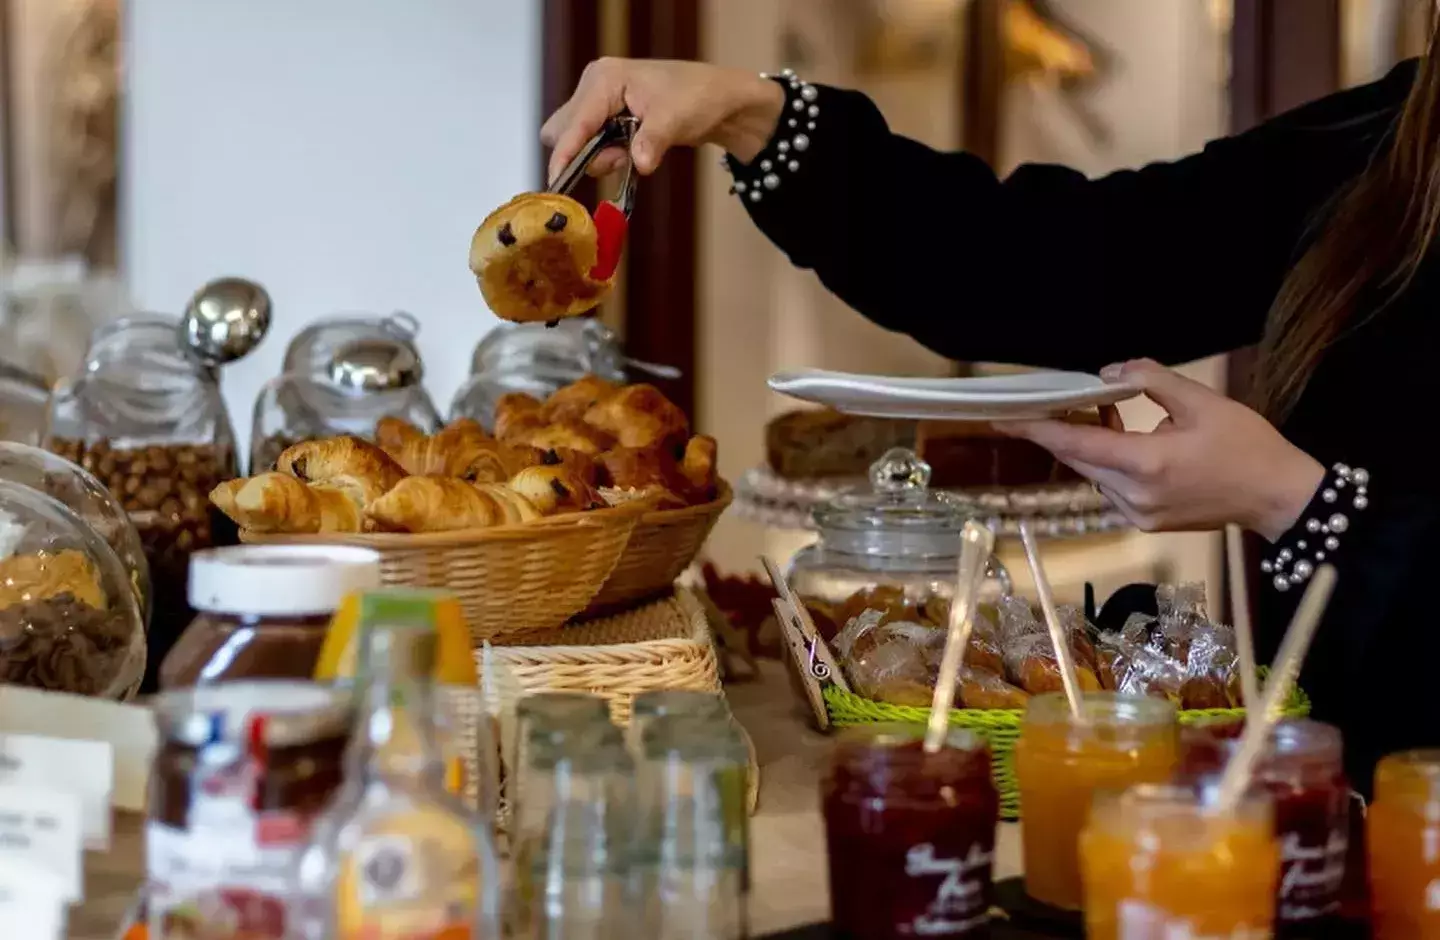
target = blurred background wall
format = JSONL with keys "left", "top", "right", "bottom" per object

{"left": 119, "top": 0, "right": 538, "bottom": 457}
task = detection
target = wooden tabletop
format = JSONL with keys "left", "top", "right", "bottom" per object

{"left": 68, "top": 661, "right": 1024, "bottom": 939}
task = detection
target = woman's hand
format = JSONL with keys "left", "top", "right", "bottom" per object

{"left": 541, "top": 58, "right": 784, "bottom": 183}
{"left": 995, "top": 359, "right": 1325, "bottom": 540}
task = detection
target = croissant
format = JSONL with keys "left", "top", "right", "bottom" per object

{"left": 209, "top": 479, "right": 245, "bottom": 519}
{"left": 545, "top": 374, "right": 619, "bottom": 423}
{"left": 539, "top": 446, "right": 601, "bottom": 486}
{"left": 508, "top": 465, "right": 603, "bottom": 516}
{"left": 469, "top": 192, "right": 617, "bottom": 323}
{"left": 216, "top": 472, "right": 365, "bottom": 533}
{"left": 494, "top": 393, "right": 545, "bottom": 441}
{"left": 276, "top": 436, "right": 407, "bottom": 494}
{"left": 512, "top": 418, "right": 614, "bottom": 456}
{"left": 679, "top": 435, "right": 719, "bottom": 497}
{"left": 393, "top": 426, "right": 543, "bottom": 482}
{"left": 366, "top": 477, "right": 541, "bottom": 532}
{"left": 583, "top": 383, "right": 689, "bottom": 449}
{"left": 375, "top": 417, "right": 425, "bottom": 457}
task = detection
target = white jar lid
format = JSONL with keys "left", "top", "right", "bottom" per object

{"left": 188, "top": 544, "right": 383, "bottom": 616}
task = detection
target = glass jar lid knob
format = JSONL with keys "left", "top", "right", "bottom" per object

{"left": 329, "top": 338, "right": 422, "bottom": 392}
{"left": 178, "top": 277, "right": 272, "bottom": 367}
{"left": 870, "top": 447, "right": 932, "bottom": 496}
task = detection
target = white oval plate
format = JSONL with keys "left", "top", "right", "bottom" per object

{"left": 766, "top": 368, "right": 1140, "bottom": 421}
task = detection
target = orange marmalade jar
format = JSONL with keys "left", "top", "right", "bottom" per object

{"left": 1369, "top": 750, "right": 1440, "bottom": 938}
{"left": 1081, "top": 784, "right": 1279, "bottom": 940}
{"left": 1015, "top": 692, "right": 1178, "bottom": 910}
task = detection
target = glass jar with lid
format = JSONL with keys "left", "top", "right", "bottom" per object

{"left": 159, "top": 544, "right": 383, "bottom": 690}
{"left": 450, "top": 318, "right": 679, "bottom": 431}
{"left": 250, "top": 334, "right": 441, "bottom": 473}
{"left": 0, "top": 441, "right": 151, "bottom": 622}
{"left": 44, "top": 314, "right": 240, "bottom": 691}
{"left": 786, "top": 447, "right": 1011, "bottom": 642}
{"left": 0, "top": 478, "right": 145, "bottom": 699}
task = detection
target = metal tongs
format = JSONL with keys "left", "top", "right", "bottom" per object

{"left": 547, "top": 112, "right": 640, "bottom": 217}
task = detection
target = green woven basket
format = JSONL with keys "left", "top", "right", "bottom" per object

{"left": 823, "top": 680, "right": 1311, "bottom": 821}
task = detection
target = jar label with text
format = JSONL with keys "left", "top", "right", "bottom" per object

{"left": 146, "top": 815, "right": 308, "bottom": 940}
{"left": 1276, "top": 829, "right": 1347, "bottom": 922}
{"left": 335, "top": 828, "right": 478, "bottom": 940}
{"left": 898, "top": 841, "right": 992, "bottom": 936}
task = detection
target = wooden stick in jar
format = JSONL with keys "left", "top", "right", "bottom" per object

{"left": 1225, "top": 523, "right": 1262, "bottom": 712}
{"left": 924, "top": 520, "right": 997, "bottom": 754}
{"left": 1215, "top": 564, "right": 1336, "bottom": 812}
{"left": 1019, "top": 517, "right": 1084, "bottom": 720}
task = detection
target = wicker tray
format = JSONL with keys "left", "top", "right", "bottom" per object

{"left": 583, "top": 482, "right": 732, "bottom": 617}
{"left": 823, "top": 681, "right": 1312, "bottom": 821}
{"left": 487, "top": 587, "right": 758, "bottom": 813}
{"left": 241, "top": 505, "right": 640, "bottom": 642}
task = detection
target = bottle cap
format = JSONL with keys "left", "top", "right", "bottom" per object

{"left": 189, "top": 545, "right": 382, "bottom": 615}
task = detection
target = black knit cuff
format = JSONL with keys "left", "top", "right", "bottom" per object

{"left": 1261, "top": 462, "right": 1370, "bottom": 593}
{"left": 722, "top": 70, "right": 821, "bottom": 204}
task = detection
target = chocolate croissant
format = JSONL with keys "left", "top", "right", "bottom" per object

{"left": 216, "top": 472, "right": 365, "bottom": 533}
{"left": 469, "top": 192, "right": 616, "bottom": 323}
{"left": 507, "top": 465, "right": 603, "bottom": 516}
{"left": 582, "top": 383, "right": 689, "bottom": 449}
{"left": 365, "top": 477, "right": 541, "bottom": 532}
{"left": 276, "top": 436, "right": 407, "bottom": 494}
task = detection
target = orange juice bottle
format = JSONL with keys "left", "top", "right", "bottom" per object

{"left": 1369, "top": 750, "right": 1440, "bottom": 938}
{"left": 1014, "top": 692, "right": 1178, "bottom": 910}
{"left": 1081, "top": 784, "right": 1279, "bottom": 940}
{"left": 317, "top": 589, "right": 475, "bottom": 797}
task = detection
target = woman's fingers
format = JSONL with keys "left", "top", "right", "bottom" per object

{"left": 585, "top": 148, "right": 630, "bottom": 178}
{"left": 545, "top": 67, "right": 629, "bottom": 184}
{"left": 1104, "top": 358, "right": 1213, "bottom": 425}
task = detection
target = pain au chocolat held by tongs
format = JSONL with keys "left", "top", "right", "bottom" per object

{"left": 469, "top": 113, "right": 638, "bottom": 325}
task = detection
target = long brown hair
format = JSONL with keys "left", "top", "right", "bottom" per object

{"left": 1255, "top": 26, "right": 1440, "bottom": 421}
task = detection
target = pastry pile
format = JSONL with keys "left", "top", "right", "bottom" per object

{"left": 208, "top": 376, "right": 718, "bottom": 535}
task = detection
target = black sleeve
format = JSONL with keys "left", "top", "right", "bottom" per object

{"left": 735, "top": 62, "right": 1416, "bottom": 372}
{"left": 1255, "top": 461, "right": 1440, "bottom": 794}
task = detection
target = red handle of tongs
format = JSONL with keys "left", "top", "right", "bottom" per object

{"left": 590, "top": 201, "right": 627, "bottom": 281}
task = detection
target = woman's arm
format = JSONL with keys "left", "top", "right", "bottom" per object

{"left": 734, "top": 63, "right": 1416, "bottom": 372}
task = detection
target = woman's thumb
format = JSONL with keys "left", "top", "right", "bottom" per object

{"left": 1110, "top": 358, "right": 1209, "bottom": 421}
{"left": 630, "top": 117, "right": 675, "bottom": 175}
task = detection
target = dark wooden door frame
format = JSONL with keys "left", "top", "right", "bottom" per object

{"left": 538, "top": 0, "right": 699, "bottom": 420}
{"left": 621, "top": 0, "right": 699, "bottom": 418}
{"left": 1224, "top": 0, "right": 1341, "bottom": 622}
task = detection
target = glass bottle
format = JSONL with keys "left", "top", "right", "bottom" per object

{"left": 512, "top": 693, "right": 612, "bottom": 809}
{"left": 628, "top": 690, "right": 729, "bottom": 756}
{"left": 291, "top": 616, "right": 502, "bottom": 940}
{"left": 632, "top": 713, "right": 750, "bottom": 940}
{"left": 514, "top": 722, "right": 635, "bottom": 939}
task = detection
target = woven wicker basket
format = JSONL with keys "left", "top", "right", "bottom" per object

{"left": 486, "top": 587, "right": 759, "bottom": 814}
{"left": 582, "top": 483, "right": 732, "bottom": 617}
{"left": 824, "top": 680, "right": 1311, "bottom": 821}
{"left": 241, "top": 506, "right": 640, "bottom": 642}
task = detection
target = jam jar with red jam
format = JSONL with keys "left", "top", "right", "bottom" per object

{"left": 147, "top": 681, "right": 352, "bottom": 940}
{"left": 1179, "top": 718, "right": 1355, "bottom": 934}
{"left": 822, "top": 723, "right": 999, "bottom": 939}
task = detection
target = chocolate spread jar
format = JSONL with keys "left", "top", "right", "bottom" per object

{"left": 159, "top": 544, "right": 381, "bottom": 689}
{"left": 147, "top": 681, "right": 353, "bottom": 940}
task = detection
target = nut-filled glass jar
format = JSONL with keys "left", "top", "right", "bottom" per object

{"left": 0, "top": 479, "right": 146, "bottom": 698}
{"left": 160, "top": 544, "right": 383, "bottom": 689}
{"left": 45, "top": 315, "right": 240, "bottom": 690}
{"left": 786, "top": 448, "right": 1011, "bottom": 643}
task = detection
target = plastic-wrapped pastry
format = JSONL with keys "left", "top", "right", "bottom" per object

{"left": 847, "top": 634, "right": 935, "bottom": 708}
{"left": 834, "top": 584, "right": 911, "bottom": 633}
{"left": 1004, "top": 633, "right": 1103, "bottom": 696}
{"left": 1179, "top": 622, "right": 1240, "bottom": 709}
{"left": 1096, "top": 630, "right": 1184, "bottom": 701}
{"left": 955, "top": 667, "right": 1031, "bottom": 710}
